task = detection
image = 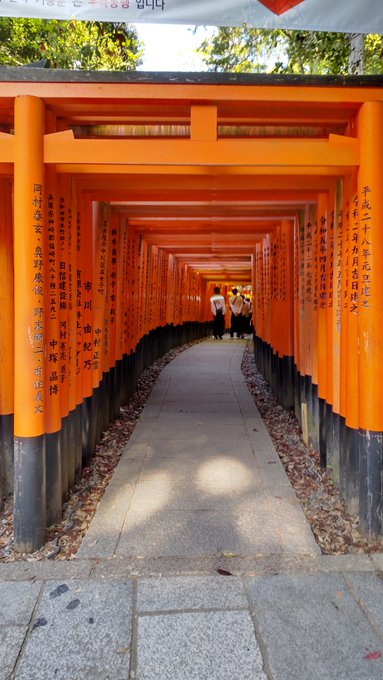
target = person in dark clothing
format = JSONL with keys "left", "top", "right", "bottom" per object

{"left": 210, "top": 286, "right": 226, "bottom": 339}
{"left": 229, "top": 288, "right": 244, "bottom": 338}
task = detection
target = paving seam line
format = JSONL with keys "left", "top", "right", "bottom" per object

{"left": 242, "top": 575, "right": 274, "bottom": 680}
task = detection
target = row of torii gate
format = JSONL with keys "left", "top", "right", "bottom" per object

{"left": 1, "top": 68, "right": 383, "bottom": 551}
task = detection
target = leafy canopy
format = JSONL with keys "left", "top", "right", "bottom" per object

{"left": 198, "top": 26, "right": 383, "bottom": 75}
{"left": 0, "top": 18, "right": 143, "bottom": 70}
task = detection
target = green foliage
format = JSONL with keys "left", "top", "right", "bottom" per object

{"left": 281, "top": 31, "right": 349, "bottom": 74}
{"left": 198, "top": 26, "right": 286, "bottom": 74}
{"left": 364, "top": 34, "right": 383, "bottom": 74}
{"left": 0, "top": 18, "right": 143, "bottom": 70}
{"left": 198, "top": 26, "right": 383, "bottom": 75}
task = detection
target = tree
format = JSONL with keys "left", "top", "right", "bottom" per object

{"left": 0, "top": 18, "right": 143, "bottom": 70}
{"left": 197, "top": 26, "right": 383, "bottom": 75}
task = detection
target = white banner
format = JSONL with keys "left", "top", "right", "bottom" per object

{"left": 0, "top": 0, "right": 381, "bottom": 35}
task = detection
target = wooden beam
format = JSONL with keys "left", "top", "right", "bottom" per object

{"left": 43, "top": 130, "right": 358, "bottom": 167}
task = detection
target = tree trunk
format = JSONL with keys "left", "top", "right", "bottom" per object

{"left": 349, "top": 33, "right": 365, "bottom": 74}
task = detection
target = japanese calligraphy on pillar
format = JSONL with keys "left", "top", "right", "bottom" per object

{"left": 335, "top": 209, "right": 343, "bottom": 331}
{"left": 318, "top": 213, "right": 327, "bottom": 310}
{"left": 293, "top": 221, "right": 299, "bottom": 304}
{"left": 359, "top": 185, "right": 373, "bottom": 310}
{"left": 305, "top": 217, "right": 313, "bottom": 306}
{"left": 280, "top": 230, "right": 287, "bottom": 303}
{"left": 271, "top": 238, "right": 278, "bottom": 303}
{"left": 82, "top": 275, "right": 93, "bottom": 372}
{"left": 119, "top": 221, "right": 128, "bottom": 355}
{"left": 76, "top": 210, "right": 83, "bottom": 378}
{"left": 93, "top": 215, "right": 108, "bottom": 374}
{"left": 46, "top": 191, "right": 59, "bottom": 401}
{"left": 312, "top": 214, "right": 318, "bottom": 312}
{"left": 328, "top": 210, "right": 334, "bottom": 310}
{"left": 264, "top": 238, "right": 271, "bottom": 312}
{"left": 107, "top": 224, "right": 118, "bottom": 367}
{"left": 349, "top": 194, "right": 359, "bottom": 314}
{"left": 32, "top": 183, "right": 44, "bottom": 415}
{"left": 160, "top": 252, "right": 167, "bottom": 325}
{"left": 298, "top": 218, "right": 305, "bottom": 315}
{"left": 58, "top": 194, "right": 68, "bottom": 390}
{"left": 67, "top": 200, "right": 74, "bottom": 394}
{"left": 342, "top": 201, "right": 350, "bottom": 313}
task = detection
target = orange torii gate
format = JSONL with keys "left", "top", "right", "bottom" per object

{"left": 1, "top": 69, "right": 383, "bottom": 551}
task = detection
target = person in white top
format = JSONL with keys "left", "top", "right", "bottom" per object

{"left": 210, "top": 286, "right": 226, "bottom": 339}
{"left": 229, "top": 288, "right": 244, "bottom": 338}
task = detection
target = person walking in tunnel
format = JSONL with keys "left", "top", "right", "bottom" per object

{"left": 210, "top": 286, "right": 226, "bottom": 339}
{"left": 242, "top": 295, "right": 252, "bottom": 336}
{"left": 229, "top": 288, "right": 244, "bottom": 338}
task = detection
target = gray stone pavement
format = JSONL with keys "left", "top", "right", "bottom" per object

{"left": 1, "top": 338, "right": 383, "bottom": 679}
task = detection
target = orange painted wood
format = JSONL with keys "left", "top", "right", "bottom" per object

{"left": 14, "top": 96, "right": 46, "bottom": 438}
{"left": 0, "top": 178, "right": 14, "bottom": 417}
{"left": 317, "top": 193, "right": 328, "bottom": 401}
{"left": 345, "top": 171, "right": 359, "bottom": 430}
{"left": 357, "top": 102, "right": 383, "bottom": 431}
{"left": 44, "top": 166, "right": 61, "bottom": 433}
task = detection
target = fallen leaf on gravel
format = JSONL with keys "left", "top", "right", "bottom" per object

{"left": 217, "top": 569, "right": 233, "bottom": 576}
{"left": 363, "top": 651, "right": 382, "bottom": 660}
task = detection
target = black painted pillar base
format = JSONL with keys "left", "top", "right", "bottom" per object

{"left": 113, "top": 359, "right": 122, "bottom": 419}
{"left": 293, "top": 365, "right": 301, "bottom": 425}
{"left": 82, "top": 394, "right": 92, "bottom": 466}
{"left": 92, "top": 385, "right": 102, "bottom": 453}
{"left": 326, "top": 408, "right": 340, "bottom": 487}
{"left": 303, "top": 375, "right": 312, "bottom": 445}
{"left": 109, "top": 366, "right": 116, "bottom": 424}
{"left": 308, "top": 383, "right": 320, "bottom": 450}
{"left": 340, "top": 420, "right": 359, "bottom": 517}
{"left": 319, "top": 397, "right": 327, "bottom": 468}
{"left": 281, "top": 356, "right": 295, "bottom": 410}
{"left": 67, "top": 409, "right": 76, "bottom": 489}
{"left": 46, "top": 430, "right": 62, "bottom": 527}
{"left": 60, "top": 416, "right": 69, "bottom": 500}
{"left": 101, "top": 372, "right": 110, "bottom": 433}
{"left": 14, "top": 434, "right": 46, "bottom": 553}
{"left": 0, "top": 413, "right": 14, "bottom": 502}
{"left": 359, "top": 429, "right": 383, "bottom": 537}
{"left": 74, "top": 404, "right": 82, "bottom": 480}
{"left": 299, "top": 374, "right": 306, "bottom": 435}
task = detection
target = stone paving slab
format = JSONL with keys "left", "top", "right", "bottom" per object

{"left": 77, "top": 483, "right": 136, "bottom": 559}
{"left": 1, "top": 568, "right": 383, "bottom": 678}
{"left": 137, "top": 575, "right": 248, "bottom": 612}
{"left": 0, "top": 628, "right": 28, "bottom": 680}
{"left": 136, "top": 610, "right": 267, "bottom": 680}
{"left": 0, "top": 581, "right": 41, "bottom": 625}
{"left": 0, "top": 553, "right": 379, "bottom": 582}
{"left": 138, "top": 453, "right": 260, "bottom": 482}
{"left": 148, "top": 422, "right": 255, "bottom": 442}
{"left": 141, "top": 439, "right": 256, "bottom": 459}
{"left": 124, "top": 478, "right": 264, "bottom": 512}
{"left": 116, "top": 507, "right": 284, "bottom": 558}
{"left": 246, "top": 572, "right": 383, "bottom": 680}
{"left": 346, "top": 571, "right": 383, "bottom": 630}
{"left": 12, "top": 580, "right": 134, "bottom": 680}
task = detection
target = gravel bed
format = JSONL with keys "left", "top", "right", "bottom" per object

{"left": 242, "top": 343, "right": 383, "bottom": 555}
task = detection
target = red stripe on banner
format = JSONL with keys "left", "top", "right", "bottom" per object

{"left": 258, "top": 0, "right": 305, "bottom": 15}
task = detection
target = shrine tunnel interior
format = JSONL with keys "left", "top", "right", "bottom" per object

{"left": 1, "top": 69, "right": 383, "bottom": 550}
